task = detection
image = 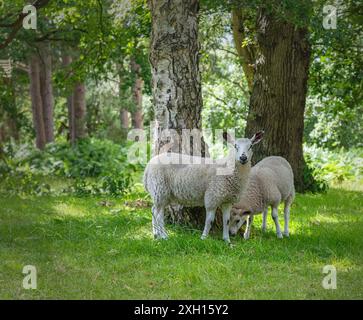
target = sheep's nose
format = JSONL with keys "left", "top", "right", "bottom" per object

{"left": 240, "top": 154, "right": 247, "bottom": 163}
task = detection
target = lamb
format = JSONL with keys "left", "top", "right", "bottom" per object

{"left": 229, "top": 156, "right": 295, "bottom": 240}
{"left": 143, "top": 131, "right": 264, "bottom": 243}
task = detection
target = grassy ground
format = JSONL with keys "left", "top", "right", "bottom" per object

{"left": 0, "top": 180, "right": 362, "bottom": 299}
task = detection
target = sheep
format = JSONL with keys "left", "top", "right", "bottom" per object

{"left": 143, "top": 131, "right": 264, "bottom": 243}
{"left": 229, "top": 156, "right": 295, "bottom": 240}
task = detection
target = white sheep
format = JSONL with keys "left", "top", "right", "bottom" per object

{"left": 229, "top": 156, "right": 295, "bottom": 239}
{"left": 143, "top": 131, "right": 264, "bottom": 243}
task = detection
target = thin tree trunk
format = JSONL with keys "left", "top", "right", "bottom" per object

{"left": 120, "top": 109, "right": 129, "bottom": 129}
{"left": 72, "top": 82, "right": 87, "bottom": 140}
{"left": 149, "top": 0, "right": 206, "bottom": 226}
{"left": 1, "top": 76, "right": 19, "bottom": 141}
{"left": 131, "top": 59, "right": 144, "bottom": 129}
{"left": 245, "top": 9, "right": 311, "bottom": 192}
{"left": 61, "top": 54, "right": 75, "bottom": 143}
{"left": 117, "top": 68, "right": 130, "bottom": 138}
{"left": 62, "top": 53, "right": 86, "bottom": 143}
{"left": 29, "top": 54, "right": 46, "bottom": 150}
{"left": 231, "top": 8, "right": 256, "bottom": 92}
{"left": 39, "top": 42, "right": 54, "bottom": 143}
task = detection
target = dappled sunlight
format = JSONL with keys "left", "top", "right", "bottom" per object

{"left": 332, "top": 181, "right": 363, "bottom": 192}
{"left": 52, "top": 202, "right": 89, "bottom": 218}
{"left": 310, "top": 213, "right": 341, "bottom": 225}
{"left": 1, "top": 186, "right": 362, "bottom": 299}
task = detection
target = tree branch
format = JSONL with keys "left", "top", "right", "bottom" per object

{"left": 0, "top": 0, "right": 51, "bottom": 50}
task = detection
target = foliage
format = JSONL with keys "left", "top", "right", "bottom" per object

{"left": 0, "top": 138, "right": 136, "bottom": 196}
{"left": 306, "top": 1, "right": 363, "bottom": 149}
{"left": 200, "top": 11, "right": 249, "bottom": 137}
{"left": 66, "top": 175, "right": 132, "bottom": 197}
{"left": 304, "top": 145, "right": 363, "bottom": 188}
{"left": 303, "top": 154, "right": 329, "bottom": 193}
{"left": 0, "top": 167, "right": 52, "bottom": 196}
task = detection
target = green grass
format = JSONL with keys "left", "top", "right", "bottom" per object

{"left": 0, "top": 181, "right": 362, "bottom": 299}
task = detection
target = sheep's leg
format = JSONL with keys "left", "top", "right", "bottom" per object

{"left": 271, "top": 206, "right": 283, "bottom": 239}
{"left": 201, "top": 209, "right": 216, "bottom": 240}
{"left": 261, "top": 207, "right": 268, "bottom": 232}
{"left": 152, "top": 205, "right": 168, "bottom": 240}
{"left": 243, "top": 215, "right": 254, "bottom": 240}
{"left": 283, "top": 198, "right": 292, "bottom": 237}
{"left": 221, "top": 203, "right": 232, "bottom": 243}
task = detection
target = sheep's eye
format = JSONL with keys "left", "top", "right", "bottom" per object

{"left": 236, "top": 219, "right": 240, "bottom": 224}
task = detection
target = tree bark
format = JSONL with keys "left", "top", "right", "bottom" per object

{"left": 231, "top": 8, "right": 256, "bottom": 92}
{"left": 39, "top": 42, "right": 54, "bottom": 143}
{"left": 61, "top": 54, "right": 75, "bottom": 143}
{"left": 131, "top": 59, "right": 144, "bottom": 129}
{"left": 72, "top": 82, "right": 87, "bottom": 140}
{"left": 149, "top": 0, "right": 206, "bottom": 226}
{"left": 149, "top": 0, "right": 205, "bottom": 156}
{"left": 29, "top": 54, "right": 46, "bottom": 150}
{"left": 1, "top": 76, "right": 20, "bottom": 141}
{"left": 62, "top": 53, "right": 86, "bottom": 143}
{"left": 117, "top": 67, "right": 130, "bottom": 137}
{"left": 120, "top": 109, "right": 129, "bottom": 129}
{"left": 245, "top": 9, "right": 311, "bottom": 192}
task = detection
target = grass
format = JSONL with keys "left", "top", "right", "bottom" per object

{"left": 0, "top": 180, "right": 362, "bottom": 299}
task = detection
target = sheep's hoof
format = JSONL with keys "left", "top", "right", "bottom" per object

{"left": 223, "top": 238, "right": 231, "bottom": 245}
{"left": 201, "top": 235, "right": 207, "bottom": 240}
{"left": 277, "top": 233, "right": 283, "bottom": 239}
{"left": 283, "top": 232, "right": 290, "bottom": 237}
{"left": 243, "top": 233, "right": 250, "bottom": 240}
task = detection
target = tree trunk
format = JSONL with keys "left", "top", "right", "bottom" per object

{"left": 61, "top": 54, "right": 75, "bottom": 143}
{"left": 29, "top": 54, "right": 46, "bottom": 150}
{"left": 1, "top": 76, "right": 20, "bottom": 141}
{"left": 149, "top": 0, "right": 206, "bottom": 226}
{"left": 117, "top": 68, "right": 130, "bottom": 138}
{"left": 62, "top": 54, "right": 86, "bottom": 143}
{"left": 39, "top": 42, "right": 54, "bottom": 143}
{"left": 120, "top": 109, "right": 129, "bottom": 129}
{"left": 149, "top": 0, "right": 205, "bottom": 156}
{"left": 131, "top": 59, "right": 144, "bottom": 129}
{"left": 72, "top": 82, "right": 87, "bottom": 140}
{"left": 231, "top": 8, "right": 256, "bottom": 92}
{"left": 245, "top": 9, "right": 311, "bottom": 192}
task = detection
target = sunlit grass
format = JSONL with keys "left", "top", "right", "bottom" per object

{"left": 0, "top": 180, "right": 362, "bottom": 299}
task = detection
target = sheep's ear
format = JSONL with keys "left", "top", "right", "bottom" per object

{"left": 250, "top": 130, "right": 264, "bottom": 145}
{"left": 222, "top": 131, "right": 235, "bottom": 145}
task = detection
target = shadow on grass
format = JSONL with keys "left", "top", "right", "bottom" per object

{"left": 1, "top": 187, "right": 362, "bottom": 266}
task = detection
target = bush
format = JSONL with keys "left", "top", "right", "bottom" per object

{"left": 0, "top": 168, "right": 51, "bottom": 196}
{"left": 0, "top": 138, "right": 137, "bottom": 197}
{"left": 304, "top": 145, "right": 363, "bottom": 189}
{"left": 303, "top": 155, "right": 329, "bottom": 193}
{"left": 18, "top": 138, "right": 135, "bottom": 178}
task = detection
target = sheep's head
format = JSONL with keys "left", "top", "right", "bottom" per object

{"left": 229, "top": 208, "right": 251, "bottom": 235}
{"left": 223, "top": 131, "right": 264, "bottom": 165}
